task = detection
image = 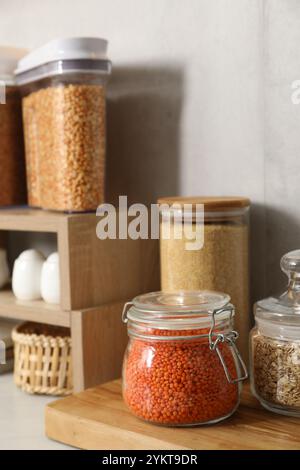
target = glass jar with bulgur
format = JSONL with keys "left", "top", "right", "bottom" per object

{"left": 158, "top": 196, "right": 250, "bottom": 364}
{"left": 250, "top": 250, "right": 300, "bottom": 417}
{"left": 122, "top": 291, "right": 248, "bottom": 426}
{"left": 0, "top": 47, "right": 27, "bottom": 206}
{"left": 15, "top": 38, "right": 111, "bottom": 212}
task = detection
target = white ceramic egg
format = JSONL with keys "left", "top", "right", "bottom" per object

{"left": 12, "top": 249, "right": 45, "bottom": 300}
{"left": 41, "top": 252, "right": 60, "bottom": 304}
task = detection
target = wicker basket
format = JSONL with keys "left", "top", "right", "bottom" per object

{"left": 12, "top": 322, "right": 73, "bottom": 396}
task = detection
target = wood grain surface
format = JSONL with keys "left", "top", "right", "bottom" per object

{"left": 0, "top": 288, "right": 70, "bottom": 327}
{"left": 0, "top": 208, "right": 65, "bottom": 232}
{"left": 71, "top": 302, "right": 127, "bottom": 392}
{"left": 0, "top": 208, "right": 160, "bottom": 311}
{"left": 157, "top": 196, "right": 250, "bottom": 210}
{"left": 45, "top": 380, "right": 300, "bottom": 450}
{"left": 65, "top": 214, "right": 160, "bottom": 310}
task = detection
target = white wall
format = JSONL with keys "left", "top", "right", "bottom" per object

{"left": 264, "top": 0, "right": 300, "bottom": 295}
{"left": 0, "top": 0, "right": 298, "bottom": 303}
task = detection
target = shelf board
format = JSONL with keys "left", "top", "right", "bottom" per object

{"left": 0, "top": 207, "right": 67, "bottom": 232}
{"left": 0, "top": 207, "right": 96, "bottom": 233}
{"left": 0, "top": 289, "right": 70, "bottom": 327}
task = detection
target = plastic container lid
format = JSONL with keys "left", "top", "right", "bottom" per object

{"left": 15, "top": 37, "right": 111, "bottom": 85}
{"left": 0, "top": 46, "right": 28, "bottom": 84}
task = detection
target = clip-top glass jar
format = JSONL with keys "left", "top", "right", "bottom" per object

{"left": 122, "top": 291, "right": 248, "bottom": 426}
{"left": 250, "top": 250, "right": 300, "bottom": 416}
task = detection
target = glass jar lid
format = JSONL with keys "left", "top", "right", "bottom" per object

{"left": 256, "top": 250, "right": 300, "bottom": 325}
{"left": 123, "top": 290, "right": 233, "bottom": 330}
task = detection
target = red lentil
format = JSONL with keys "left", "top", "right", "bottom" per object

{"left": 123, "top": 327, "right": 239, "bottom": 426}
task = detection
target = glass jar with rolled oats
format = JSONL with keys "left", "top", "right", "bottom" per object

{"left": 15, "top": 38, "right": 111, "bottom": 212}
{"left": 0, "top": 47, "right": 27, "bottom": 206}
{"left": 250, "top": 250, "right": 300, "bottom": 417}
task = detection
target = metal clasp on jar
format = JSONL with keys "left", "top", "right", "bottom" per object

{"left": 122, "top": 302, "right": 133, "bottom": 323}
{"left": 208, "top": 306, "right": 248, "bottom": 384}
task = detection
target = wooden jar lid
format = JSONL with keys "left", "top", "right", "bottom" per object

{"left": 157, "top": 196, "right": 250, "bottom": 212}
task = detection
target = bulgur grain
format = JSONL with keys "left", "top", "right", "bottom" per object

{"left": 160, "top": 222, "right": 250, "bottom": 363}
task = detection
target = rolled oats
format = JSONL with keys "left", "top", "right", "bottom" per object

{"left": 252, "top": 334, "right": 300, "bottom": 408}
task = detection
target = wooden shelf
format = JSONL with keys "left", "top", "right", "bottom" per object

{"left": 46, "top": 380, "right": 300, "bottom": 450}
{"left": 0, "top": 207, "right": 159, "bottom": 392}
{"left": 0, "top": 289, "right": 70, "bottom": 327}
{"left": 0, "top": 207, "right": 100, "bottom": 234}
{"left": 0, "top": 207, "right": 160, "bottom": 311}
{"left": 0, "top": 207, "right": 68, "bottom": 233}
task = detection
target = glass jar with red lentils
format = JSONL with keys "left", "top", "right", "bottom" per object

{"left": 122, "top": 291, "right": 248, "bottom": 426}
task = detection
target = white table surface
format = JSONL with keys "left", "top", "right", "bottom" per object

{"left": 0, "top": 373, "right": 72, "bottom": 450}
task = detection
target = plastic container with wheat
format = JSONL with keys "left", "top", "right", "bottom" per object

{"left": 15, "top": 38, "right": 112, "bottom": 212}
{"left": 158, "top": 196, "right": 250, "bottom": 364}
{"left": 0, "top": 47, "right": 27, "bottom": 206}
{"left": 122, "top": 291, "right": 248, "bottom": 426}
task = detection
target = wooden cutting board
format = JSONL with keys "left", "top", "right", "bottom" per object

{"left": 45, "top": 380, "right": 300, "bottom": 450}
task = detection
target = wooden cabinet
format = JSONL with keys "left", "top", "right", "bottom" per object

{"left": 0, "top": 208, "right": 160, "bottom": 391}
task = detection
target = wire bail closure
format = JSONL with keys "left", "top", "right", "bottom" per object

{"left": 122, "top": 302, "right": 133, "bottom": 323}
{"left": 122, "top": 301, "right": 248, "bottom": 384}
{"left": 209, "top": 306, "right": 248, "bottom": 384}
